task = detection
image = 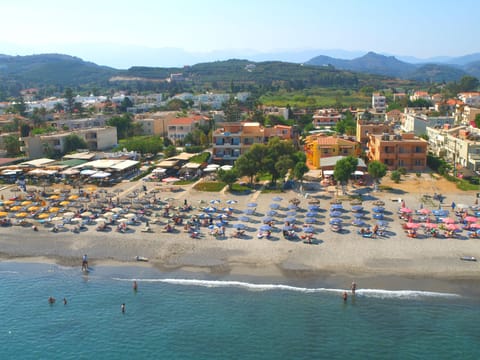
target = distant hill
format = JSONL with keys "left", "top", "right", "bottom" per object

{"left": 306, "top": 51, "right": 479, "bottom": 82}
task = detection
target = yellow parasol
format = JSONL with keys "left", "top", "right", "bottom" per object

{"left": 21, "top": 200, "right": 32, "bottom": 206}
{"left": 28, "top": 206, "right": 40, "bottom": 212}
{"left": 59, "top": 201, "right": 70, "bottom": 206}
{"left": 3, "top": 200, "right": 15, "bottom": 205}
{"left": 10, "top": 205, "right": 22, "bottom": 211}
{"left": 49, "top": 207, "right": 60, "bottom": 213}
{"left": 0, "top": 211, "right": 8, "bottom": 217}
{"left": 49, "top": 195, "right": 60, "bottom": 200}
{"left": 86, "top": 186, "right": 97, "bottom": 192}
{"left": 15, "top": 212, "right": 28, "bottom": 218}
{"left": 37, "top": 213, "right": 50, "bottom": 219}
{"left": 68, "top": 195, "right": 79, "bottom": 200}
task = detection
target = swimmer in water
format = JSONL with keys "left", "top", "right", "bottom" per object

{"left": 63, "top": 298, "right": 67, "bottom": 305}
{"left": 133, "top": 281, "right": 138, "bottom": 291}
{"left": 48, "top": 296, "right": 56, "bottom": 304}
{"left": 121, "top": 303, "right": 126, "bottom": 313}
{"left": 342, "top": 291, "right": 348, "bottom": 302}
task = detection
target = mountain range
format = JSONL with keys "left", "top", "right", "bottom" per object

{"left": 306, "top": 51, "right": 480, "bottom": 82}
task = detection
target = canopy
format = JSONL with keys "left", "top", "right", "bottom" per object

{"left": 91, "top": 171, "right": 111, "bottom": 178}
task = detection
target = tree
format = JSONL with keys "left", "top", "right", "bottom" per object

{"left": 458, "top": 76, "right": 479, "bottom": 92}
{"left": 235, "top": 144, "right": 267, "bottom": 185}
{"left": 64, "top": 88, "right": 75, "bottom": 113}
{"left": 367, "top": 161, "right": 387, "bottom": 186}
{"left": 163, "top": 145, "right": 177, "bottom": 158}
{"left": 390, "top": 170, "right": 401, "bottom": 183}
{"left": 63, "top": 134, "right": 87, "bottom": 154}
{"left": 333, "top": 156, "right": 358, "bottom": 194}
{"left": 293, "top": 162, "right": 309, "bottom": 183}
{"left": 119, "top": 97, "right": 134, "bottom": 112}
{"left": 217, "top": 169, "right": 238, "bottom": 190}
{"left": 3, "top": 135, "right": 21, "bottom": 156}
{"left": 106, "top": 114, "right": 134, "bottom": 139}
{"left": 223, "top": 96, "right": 242, "bottom": 122}
{"left": 119, "top": 136, "right": 163, "bottom": 155}
{"left": 262, "top": 137, "right": 295, "bottom": 185}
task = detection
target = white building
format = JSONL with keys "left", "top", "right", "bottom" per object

{"left": 372, "top": 93, "right": 386, "bottom": 113}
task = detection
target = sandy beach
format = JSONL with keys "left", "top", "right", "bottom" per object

{"left": 0, "top": 174, "right": 478, "bottom": 293}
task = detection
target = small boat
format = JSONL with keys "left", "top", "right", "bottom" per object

{"left": 136, "top": 256, "right": 149, "bottom": 262}
{"left": 460, "top": 256, "right": 477, "bottom": 262}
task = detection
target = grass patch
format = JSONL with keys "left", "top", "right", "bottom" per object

{"left": 174, "top": 179, "right": 197, "bottom": 185}
{"left": 193, "top": 181, "right": 226, "bottom": 192}
{"left": 189, "top": 152, "right": 210, "bottom": 164}
{"left": 230, "top": 183, "right": 251, "bottom": 192}
{"left": 456, "top": 179, "right": 479, "bottom": 191}
{"left": 378, "top": 185, "right": 394, "bottom": 191}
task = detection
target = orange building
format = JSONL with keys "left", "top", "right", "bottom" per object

{"left": 304, "top": 134, "right": 361, "bottom": 169}
{"left": 366, "top": 133, "right": 427, "bottom": 170}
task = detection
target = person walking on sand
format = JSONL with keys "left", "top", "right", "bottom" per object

{"left": 351, "top": 281, "right": 357, "bottom": 295}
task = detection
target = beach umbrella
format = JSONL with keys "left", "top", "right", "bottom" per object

{"left": 117, "top": 218, "right": 128, "bottom": 223}
{"left": 68, "top": 194, "right": 79, "bottom": 200}
{"left": 423, "top": 223, "right": 438, "bottom": 229}
{"left": 222, "top": 207, "right": 233, "bottom": 213}
{"left": 95, "top": 218, "right": 107, "bottom": 223}
{"left": 469, "top": 223, "right": 480, "bottom": 229}
{"left": 59, "top": 201, "right": 70, "bottom": 206}
{"left": 15, "top": 212, "right": 28, "bottom": 218}
{"left": 330, "top": 211, "right": 342, "bottom": 218}
{"left": 81, "top": 211, "right": 93, "bottom": 217}
{"left": 37, "top": 213, "right": 50, "bottom": 219}
{"left": 49, "top": 207, "right": 60, "bottom": 213}
{"left": 372, "top": 207, "right": 385, "bottom": 213}
{"left": 351, "top": 205, "right": 363, "bottom": 212}
{"left": 28, "top": 206, "right": 40, "bottom": 212}
{"left": 352, "top": 219, "right": 365, "bottom": 226}
{"left": 400, "top": 207, "right": 413, "bottom": 213}
{"left": 233, "top": 223, "right": 246, "bottom": 230}
{"left": 354, "top": 212, "right": 364, "bottom": 218}
{"left": 21, "top": 200, "right": 32, "bottom": 206}
{"left": 405, "top": 222, "right": 420, "bottom": 229}
{"left": 210, "top": 199, "right": 221, "bottom": 204}
{"left": 308, "top": 205, "right": 320, "bottom": 211}
{"left": 303, "top": 226, "right": 314, "bottom": 233}
{"left": 272, "top": 196, "right": 283, "bottom": 202}
{"left": 269, "top": 203, "right": 280, "bottom": 210}
{"left": 418, "top": 208, "right": 431, "bottom": 215}
{"left": 305, "top": 218, "right": 316, "bottom": 224}
{"left": 238, "top": 216, "right": 250, "bottom": 222}
{"left": 306, "top": 211, "right": 318, "bottom": 217}
{"left": 63, "top": 212, "right": 75, "bottom": 218}
{"left": 464, "top": 216, "right": 477, "bottom": 223}
{"left": 226, "top": 200, "right": 237, "bottom": 205}
{"left": 377, "top": 220, "right": 388, "bottom": 227}
{"left": 267, "top": 210, "right": 277, "bottom": 216}
{"left": 262, "top": 216, "right": 273, "bottom": 223}
{"left": 204, "top": 206, "right": 217, "bottom": 213}
{"left": 124, "top": 213, "right": 137, "bottom": 219}
{"left": 247, "top": 202, "right": 257, "bottom": 208}
{"left": 51, "top": 216, "right": 63, "bottom": 222}
{"left": 287, "top": 204, "right": 297, "bottom": 210}
{"left": 0, "top": 211, "right": 8, "bottom": 217}
{"left": 282, "top": 225, "right": 292, "bottom": 231}
{"left": 259, "top": 224, "right": 272, "bottom": 231}
{"left": 285, "top": 217, "right": 296, "bottom": 223}
{"left": 331, "top": 204, "right": 343, "bottom": 210}
{"left": 197, "top": 213, "right": 211, "bottom": 219}
{"left": 329, "top": 218, "right": 342, "bottom": 225}
{"left": 286, "top": 211, "right": 297, "bottom": 216}
{"left": 3, "top": 200, "right": 16, "bottom": 205}
{"left": 432, "top": 209, "right": 449, "bottom": 216}
{"left": 442, "top": 217, "right": 455, "bottom": 224}
{"left": 49, "top": 195, "right": 60, "bottom": 200}
{"left": 10, "top": 205, "right": 22, "bottom": 211}
{"left": 111, "top": 207, "right": 124, "bottom": 213}
{"left": 216, "top": 214, "right": 228, "bottom": 220}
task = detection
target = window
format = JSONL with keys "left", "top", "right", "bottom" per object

{"left": 414, "top": 159, "right": 423, "bottom": 166}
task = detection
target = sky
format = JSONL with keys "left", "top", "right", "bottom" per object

{"left": 1, "top": 0, "right": 479, "bottom": 68}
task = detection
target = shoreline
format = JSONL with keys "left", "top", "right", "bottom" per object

{"left": 2, "top": 254, "right": 480, "bottom": 298}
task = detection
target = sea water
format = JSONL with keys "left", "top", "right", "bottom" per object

{"left": 1, "top": 262, "right": 479, "bottom": 360}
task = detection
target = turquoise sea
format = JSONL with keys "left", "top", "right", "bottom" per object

{"left": 1, "top": 262, "right": 479, "bottom": 360}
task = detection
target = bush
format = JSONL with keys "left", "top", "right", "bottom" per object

{"left": 397, "top": 167, "right": 407, "bottom": 176}
{"left": 416, "top": 172, "right": 421, "bottom": 177}
{"left": 390, "top": 170, "right": 401, "bottom": 183}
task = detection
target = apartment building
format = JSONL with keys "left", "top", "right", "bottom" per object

{"left": 426, "top": 125, "right": 480, "bottom": 172}
{"left": 458, "top": 92, "right": 480, "bottom": 107}
{"left": 312, "top": 109, "right": 342, "bottom": 127}
{"left": 356, "top": 119, "right": 393, "bottom": 149}
{"left": 402, "top": 113, "right": 454, "bottom": 135}
{"left": 20, "top": 127, "right": 117, "bottom": 159}
{"left": 49, "top": 116, "right": 108, "bottom": 130}
{"left": 304, "top": 134, "right": 361, "bottom": 169}
{"left": 134, "top": 111, "right": 178, "bottom": 136}
{"left": 455, "top": 105, "right": 480, "bottom": 126}
{"left": 366, "top": 133, "right": 427, "bottom": 171}
{"left": 372, "top": 93, "right": 386, "bottom": 113}
{"left": 409, "top": 91, "right": 431, "bottom": 102}
{"left": 167, "top": 115, "right": 208, "bottom": 143}
{"left": 212, "top": 122, "right": 294, "bottom": 164}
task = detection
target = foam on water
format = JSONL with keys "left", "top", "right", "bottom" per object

{"left": 112, "top": 277, "right": 460, "bottom": 299}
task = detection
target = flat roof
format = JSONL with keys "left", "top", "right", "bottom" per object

{"left": 168, "top": 152, "right": 196, "bottom": 161}
{"left": 63, "top": 152, "right": 97, "bottom": 160}
{"left": 110, "top": 160, "right": 139, "bottom": 171}
{"left": 20, "top": 158, "right": 56, "bottom": 167}
{"left": 157, "top": 160, "right": 179, "bottom": 168}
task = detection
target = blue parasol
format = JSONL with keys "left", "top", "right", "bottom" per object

{"left": 269, "top": 203, "right": 280, "bottom": 210}
{"left": 285, "top": 217, "right": 296, "bottom": 223}
{"left": 303, "top": 226, "right": 314, "bottom": 233}
{"left": 247, "top": 203, "right": 257, "bottom": 208}
{"left": 262, "top": 216, "right": 273, "bottom": 223}
{"left": 233, "top": 223, "right": 246, "bottom": 230}
{"left": 308, "top": 205, "right": 320, "bottom": 211}
{"left": 267, "top": 210, "right": 278, "bottom": 216}
{"left": 305, "top": 217, "right": 316, "bottom": 224}
{"left": 239, "top": 216, "right": 250, "bottom": 222}
{"left": 354, "top": 212, "right": 364, "bottom": 218}
{"left": 372, "top": 206, "right": 385, "bottom": 213}
{"left": 351, "top": 205, "right": 363, "bottom": 212}
{"left": 330, "top": 218, "right": 342, "bottom": 224}
{"left": 272, "top": 196, "right": 283, "bottom": 202}
{"left": 260, "top": 224, "right": 272, "bottom": 231}
{"left": 330, "top": 211, "right": 342, "bottom": 218}
{"left": 286, "top": 210, "right": 297, "bottom": 216}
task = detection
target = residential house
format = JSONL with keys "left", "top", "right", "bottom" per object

{"left": 458, "top": 92, "right": 480, "bottom": 107}
{"left": 409, "top": 91, "right": 431, "bottom": 102}
{"left": 366, "top": 133, "right": 427, "bottom": 171}
{"left": 134, "top": 111, "right": 178, "bottom": 136}
{"left": 402, "top": 113, "right": 454, "bottom": 135}
{"left": 167, "top": 115, "right": 208, "bottom": 143}
{"left": 372, "top": 93, "right": 386, "bottom": 113}
{"left": 356, "top": 119, "right": 393, "bottom": 149}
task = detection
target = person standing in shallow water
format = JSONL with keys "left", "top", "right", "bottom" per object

{"left": 342, "top": 291, "right": 348, "bottom": 302}
{"left": 351, "top": 281, "right": 357, "bottom": 295}
{"left": 133, "top": 281, "right": 138, "bottom": 292}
